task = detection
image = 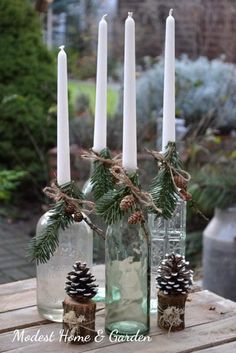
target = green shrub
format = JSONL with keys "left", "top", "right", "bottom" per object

{"left": 0, "top": 0, "right": 56, "bottom": 195}
{"left": 0, "top": 170, "right": 26, "bottom": 202}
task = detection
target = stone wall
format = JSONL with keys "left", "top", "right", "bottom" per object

{"left": 113, "top": 0, "right": 236, "bottom": 62}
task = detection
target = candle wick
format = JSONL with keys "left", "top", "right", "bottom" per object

{"left": 128, "top": 12, "right": 133, "bottom": 18}
{"left": 59, "top": 45, "right": 65, "bottom": 51}
{"left": 169, "top": 8, "right": 173, "bottom": 16}
{"left": 102, "top": 14, "right": 108, "bottom": 20}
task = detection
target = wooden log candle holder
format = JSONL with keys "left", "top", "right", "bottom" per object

{"left": 62, "top": 261, "right": 98, "bottom": 344}
{"left": 156, "top": 253, "right": 193, "bottom": 332}
{"left": 158, "top": 291, "right": 187, "bottom": 331}
{"left": 63, "top": 296, "right": 96, "bottom": 344}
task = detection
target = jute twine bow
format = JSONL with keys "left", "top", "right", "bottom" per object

{"left": 110, "top": 165, "right": 162, "bottom": 214}
{"left": 146, "top": 149, "right": 191, "bottom": 190}
{"left": 158, "top": 305, "right": 185, "bottom": 334}
{"left": 81, "top": 149, "right": 122, "bottom": 166}
{"left": 43, "top": 181, "right": 94, "bottom": 215}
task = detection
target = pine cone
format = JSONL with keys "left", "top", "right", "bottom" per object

{"left": 120, "top": 194, "right": 135, "bottom": 211}
{"left": 65, "top": 203, "right": 76, "bottom": 215}
{"left": 156, "top": 253, "right": 193, "bottom": 295}
{"left": 174, "top": 175, "right": 187, "bottom": 190}
{"left": 74, "top": 211, "right": 83, "bottom": 222}
{"left": 128, "top": 211, "right": 144, "bottom": 224}
{"left": 179, "top": 189, "right": 192, "bottom": 201}
{"left": 65, "top": 261, "right": 98, "bottom": 302}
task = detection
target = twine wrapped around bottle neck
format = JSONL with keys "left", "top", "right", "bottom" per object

{"left": 110, "top": 165, "right": 162, "bottom": 214}
{"left": 81, "top": 149, "right": 122, "bottom": 166}
{"left": 43, "top": 181, "right": 94, "bottom": 214}
{"left": 146, "top": 148, "right": 191, "bottom": 188}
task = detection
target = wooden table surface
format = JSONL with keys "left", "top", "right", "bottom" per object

{"left": 1, "top": 268, "right": 236, "bottom": 353}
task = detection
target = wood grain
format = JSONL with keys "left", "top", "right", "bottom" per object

{"left": 1, "top": 275, "right": 236, "bottom": 353}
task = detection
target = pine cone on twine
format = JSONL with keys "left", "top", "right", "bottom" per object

{"left": 156, "top": 253, "right": 193, "bottom": 295}
{"left": 128, "top": 211, "right": 145, "bottom": 224}
{"left": 74, "top": 211, "right": 84, "bottom": 222}
{"left": 120, "top": 194, "right": 135, "bottom": 211}
{"left": 174, "top": 175, "right": 188, "bottom": 190}
{"left": 65, "top": 261, "right": 98, "bottom": 302}
{"left": 65, "top": 202, "right": 76, "bottom": 215}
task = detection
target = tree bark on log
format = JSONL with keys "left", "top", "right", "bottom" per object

{"left": 158, "top": 290, "right": 187, "bottom": 331}
{"left": 62, "top": 296, "right": 96, "bottom": 344}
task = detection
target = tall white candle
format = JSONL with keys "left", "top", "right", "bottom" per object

{"left": 93, "top": 15, "right": 108, "bottom": 153}
{"left": 57, "top": 45, "right": 71, "bottom": 185}
{"left": 162, "top": 9, "right": 175, "bottom": 151}
{"left": 122, "top": 12, "right": 137, "bottom": 172}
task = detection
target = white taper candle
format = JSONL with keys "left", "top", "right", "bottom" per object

{"left": 57, "top": 46, "right": 71, "bottom": 185}
{"left": 162, "top": 9, "right": 175, "bottom": 151}
{"left": 93, "top": 14, "right": 108, "bottom": 153}
{"left": 122, "top": 12, "right": 137, "bottom": 172}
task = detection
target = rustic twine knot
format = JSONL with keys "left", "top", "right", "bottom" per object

{"left": 146, "top": 148, "right": 191, "bottom": 194}
{"left": 110, "top": 165, "right": 162, "bottom": 214}
{"left": 43, "top": 181, "right": 94, "bottom": 215}
{"left": 158, "top": 305, "right": 185, "bottom": 334}
{"left": 63, "top": 311, "right": 96, "bottom": 338}
{"left": 81, "top": 149, "right": 121, "bottom": 166}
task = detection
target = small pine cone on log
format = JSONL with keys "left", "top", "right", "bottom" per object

{"left": 128, "top": 211, "right": 144, "bottom": 224}
{"left": 174, "top": 175, "right": 188, "bottom": 190}
{"left": 120, "top": 194, "right": 135, "bottom": 211}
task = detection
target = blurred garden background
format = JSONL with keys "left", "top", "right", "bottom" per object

{"left": 0, "top": 0, "right": 236, "bottom": 300}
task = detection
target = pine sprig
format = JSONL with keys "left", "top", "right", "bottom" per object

{"left": 28, "top": 181, "right": 88, "bottom": 264}
{"left": 149, "top": 142, "right": 185, "bottom": 219}
{"left": 61, "top": 180, "right": 85, "bottom": 200}
{"left": 90, "top": 148, "right": 115, "bottom": 201}
{"left": 96, "top": 173, "right": 140, "bottom": 225}
{"left": 150, "top": 168, "right": 179, "bottom": 219}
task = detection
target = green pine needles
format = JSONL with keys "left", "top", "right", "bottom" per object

{"left": 149, "top": 142, "right": 185, "bottom": 219}
{"left": 90, "top": 148, "right": 115, "bottom": 201}
{"left": 28, "top": 181, "right": 85, "bottom": 264}
{"left": 96, "top": 172, "right": 140, "bottom": 225}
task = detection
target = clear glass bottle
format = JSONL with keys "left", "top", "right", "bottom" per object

{"left": 36, "top": 211, "right": 93, "bottom": 322}
{"left": 105, "top": 216, "right": 150, "bottom": 336}
{"left": 83, "top": 169, "right": 106, "bottom": 302}
{"left": 148, "top": 200, "right": 186, "bottom": 309}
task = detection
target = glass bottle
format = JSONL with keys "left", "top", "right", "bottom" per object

{"left": 105, "top": 216, "right": 150, "bottom": 336}
{"left": 83, "top": 165, "right": 106, "bottom": 302}
{"left": 148, "top": 199, "right": 186, "bottom": 308}
{"left": 36, "top": 210, "right": 93, "bottom": 322}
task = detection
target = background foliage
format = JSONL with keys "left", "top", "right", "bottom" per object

{"left": 0, "top": 0, "right": 57, "bottom": 198}
{"left": 134, "top": 56, "right": 236, "bottom": 129}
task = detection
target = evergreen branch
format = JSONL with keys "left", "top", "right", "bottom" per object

{"left": 149, "top": 142, "right": 185, "bottom": 219}
{"left": 28, "top": 200, "right": 74, "bottom": 264}
{"left": 95, "top": 188, "right": 127, "bottom": 225}
{"left": 60, "top": 180, "right": 85, "bottom": 200}
{"left": 90, "top": 148, "right": 115, "bottom": 201}
{"left": 150, "top": 168, "right": 179, "bottom": 219}
{"left": 95, "top": 172, "right": 144, "bottom": 225}
{"left": 28, "top": 180, "right": 101, "bottom": 264}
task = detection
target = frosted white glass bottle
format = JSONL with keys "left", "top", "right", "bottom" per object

{"left": 36, "top": 211, "right": 93, "bottom": 322}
